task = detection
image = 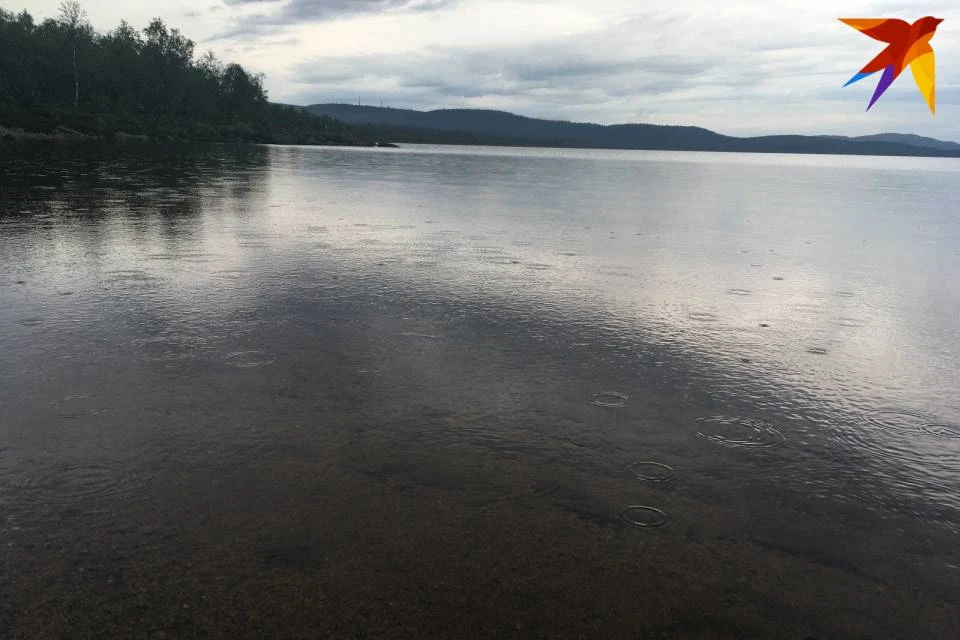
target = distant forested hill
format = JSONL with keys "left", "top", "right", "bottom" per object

{"left": 827, "top": 133, "right": 960, "bottom": 153}
{"left": 306, "top": 104, "right": 960, "bottom": 158}
{"left": 0, "top": 5, "right": 371, "bottom": 145}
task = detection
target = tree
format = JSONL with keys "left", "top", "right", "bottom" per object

{"left": 0, "top": 10, "right": 37, "bottom": 103}
{"left": 57, "top": 0, "right": 86, "bottom": 108}
{"left": 221, "top": 63, "right": 266, "bottom": 118}
{"left": 100, "top": 20, "right": 143, "bottom": 108}
{"left": 0, "top": 8, "right": 368, "bottom": 145}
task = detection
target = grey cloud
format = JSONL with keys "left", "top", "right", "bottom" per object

{"left": 215, "top": 0, "right": 458, "bottom": 39}
{"left": 282, "top": 24, "right": 902, "bottom": 128}
{"left": 261, "top": 2, "right": 959, "bottom": 136}
{"left": 271, "top": 8, "right": 856, "bottom": 107}
{"left": 286, "top": 35, "right": 720, "bottom": 115}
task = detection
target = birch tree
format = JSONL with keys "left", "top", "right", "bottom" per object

{"left": 57, "top": 0, "right": 86, "bottom": 108}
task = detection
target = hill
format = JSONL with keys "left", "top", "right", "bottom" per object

{"left": 306, "top": 104, "right": 960, "bottom": 158}
{"left": 827, "top": 133, "right": 960, "bottom": 153}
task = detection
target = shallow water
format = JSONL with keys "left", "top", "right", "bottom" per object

{"left": 1, "top": 142, "right": 959, "bottom": 638}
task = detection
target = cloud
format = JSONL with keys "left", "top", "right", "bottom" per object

{"left": 215, "top": 0, "right": 460, "bottom": 38}
{"left": 263, "top": 2, "right": 960, "bottom": 138}
{"left": 64, "top": 0, "right": 958, "bottom": 138}
{"left": 283, "top": 14, "right": 835, "bottom": 121}
{"left": 290, "top": 45, "right": 704, "bottom": 112}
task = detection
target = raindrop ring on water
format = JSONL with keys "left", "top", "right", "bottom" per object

{"left": 864, "top": 408, "right": 960, "bottom": 439}
{"left": 15, "top": 460, "right": 135, "bottom": 505}
{"left": 592, "top": 392, "right": 629, "bottom": 407}
{"left": 626, "top": 461, "right": 674, "bottom": 482}
{"left": 619, "top": 505, "right": 668, "bottom": 528}
{"left": 696, "top": 416, "right": 786, "bottom": 449}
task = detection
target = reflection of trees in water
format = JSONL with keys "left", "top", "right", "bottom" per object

{"left": 0, "top": 142, "right": 270, "bottom": 233}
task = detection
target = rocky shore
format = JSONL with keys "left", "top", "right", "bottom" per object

{"left": 1, "top": 124, "right": 149, "bottom": 142}
{"left": 0, "top": 123, "right": 397, "bottom": 147}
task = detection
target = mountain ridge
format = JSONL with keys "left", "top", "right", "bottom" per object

{"left": 303, "top": 103, "right": 960, "bottom": 158}
{"left": 823, "top": 132, "right": 960, "bottom": 152}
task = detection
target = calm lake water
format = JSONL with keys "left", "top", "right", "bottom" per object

{"left": 1, "top": 142, "right": 959, "bottom": 638}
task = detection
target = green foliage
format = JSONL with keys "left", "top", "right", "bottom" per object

{"left": 0, "top": 6, "right": 371, "bottom": 145}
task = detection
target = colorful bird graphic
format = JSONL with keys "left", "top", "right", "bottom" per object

{"left": 840, "top": 16, "right": 943, "bottom": 114}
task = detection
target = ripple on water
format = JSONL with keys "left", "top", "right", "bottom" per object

{"left": 626, "top": 461, "right": 674, "bottom": 482}
{"left": 598, "top": 268, "right": 631, "bottom": 277}
{"left": 727, "top": 288, "right": 752, "bottom": 296}
{"left": 17, "top": 317, "right": 44, "bottom": 327}
{"left": 688, "top": 312, "right": 719, "bottom": 322}
{"left": 832, "top": 317, "right": 866, "bottom": 328}
{"left": 835, "top": 291, "right": 855, "bottom": 298}
{"left": 15, "top": 460, "right": 137, "bottom": 505}
{"left": 619, "top": 505, "right": 668, "bottom": 528}
{"left": 0, "top": 446, "right": 19, "bottom": 484}
{"left": 215, "top": 269, "right": 249, "bottom": 280}
{"left": 864, "top": 409, "right": 960, "bottom": 439}
{"left": 524, "top": 263, "right": 554, "bottom": 271}
{"left": 396, "top": 332, "right": 442, "bottom": 340}
{"left": 180, "top": 256, "right": 218, "bottom": 264}
{"left": 106, "top": 270, "right": 159, "bottom": 282}
{"left": 133, "top": 334, "right": 209, "bottom": 362}
{"left": 49, "top": 394, "right": 111, "bottom": 418}
{"left": 480, "top": 256, "right": 521, "bottom": 265}
{"left": 819, "top": 409, "right": 960, "bottom": 513}
{"left": 794, "top": 303, "right": 825, "bottom": 314}
{"left": 221, "top": 351, "right": 275, "bottom": 368}
{"left": 696, "top": 416, "right": 786, "bottom": 448}
{"left": 591, "top": 392, "right": 629, "bottom": 407}
{"left": 807, "top": 347, "right": 830, "bottom": 355}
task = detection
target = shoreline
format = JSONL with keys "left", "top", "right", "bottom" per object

{"left": 0, "top": 124, "right": 397, "bottom": 147}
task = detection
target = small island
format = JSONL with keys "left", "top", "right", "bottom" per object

{"left": 0, "top": 3, "right": 384, "bottom": 147}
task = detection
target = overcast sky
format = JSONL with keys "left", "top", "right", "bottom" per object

{"left": 12, "top": 0, "right": 959, "bottom": 138}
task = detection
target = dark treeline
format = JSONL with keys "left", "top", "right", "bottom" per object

{"left": 0, "top": 3, "right": 371, "bottom": 145}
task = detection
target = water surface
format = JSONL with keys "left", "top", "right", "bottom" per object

{"left": 2, "top": 142, "right": 959, "bottom": 638}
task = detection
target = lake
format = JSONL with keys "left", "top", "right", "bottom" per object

{"left": 1, "top": 142, "right": 958, "bottom": 638}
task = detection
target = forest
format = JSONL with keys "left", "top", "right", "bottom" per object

{"left": 0, "top": 3, "right": 372, "bottom": 145}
